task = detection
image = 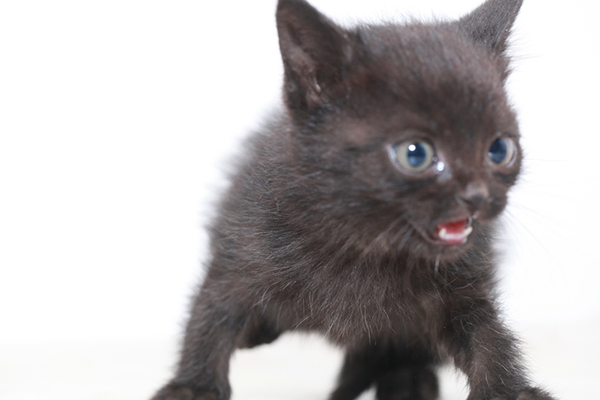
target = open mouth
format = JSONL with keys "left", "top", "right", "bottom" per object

{"left": 431, "top": 217, "right": 473, "bottom": 245}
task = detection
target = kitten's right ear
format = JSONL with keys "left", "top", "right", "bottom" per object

{"left": 276, "top": 0, "right": 353, "bottom": 113}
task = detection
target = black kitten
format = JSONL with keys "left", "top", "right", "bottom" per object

{"left": 151, "top": 1, "right": 555, "bottom": 399}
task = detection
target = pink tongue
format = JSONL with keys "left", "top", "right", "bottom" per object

{"left": 438, "top": 219, "right": 468, "bottom": 234}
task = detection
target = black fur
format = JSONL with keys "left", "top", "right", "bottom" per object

{"left": 151, "top": 1, "right": 556, "bottom": 399}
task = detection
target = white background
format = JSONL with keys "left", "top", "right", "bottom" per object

{"left": 0, "top": 0, "right": 598, "bottom": 399}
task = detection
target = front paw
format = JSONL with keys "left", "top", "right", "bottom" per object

{"left": 513, "top": 387, "right": 555, "bottom": 400}
{"left": 150, "top": 383, "right": 228, "bottom": 400}
{"left": 490, "top": 387, "right": 555, "bottom": 400}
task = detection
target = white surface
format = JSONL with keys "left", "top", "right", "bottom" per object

{"left": 1, "top": 0, "right": 599, "bottom": 399}
{"left": 1, "top": 320, "right": 598, "bottom": 399}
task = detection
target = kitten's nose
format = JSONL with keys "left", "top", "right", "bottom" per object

{"left": 458, "top": 181, "right": 489, "bottom": 213}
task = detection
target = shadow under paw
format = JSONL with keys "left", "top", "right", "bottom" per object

{"left": 150, "top": 384, "right": 224, "bottom": 400}
{"left": 375, "top": 366, "right": 439, "bottom": 400}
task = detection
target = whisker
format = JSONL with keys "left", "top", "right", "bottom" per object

{"left": 502, "top": 209, "right": 549, "bottom": 255}
{"left": 360, "top": 217, "right": 404, "bottom": 258}
{"left": 397, "top": 225, "right": 415, "bottom": 253}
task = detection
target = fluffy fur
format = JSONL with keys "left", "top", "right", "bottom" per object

{"left": 150, "top": 1, "right": 556, "bottom": 399}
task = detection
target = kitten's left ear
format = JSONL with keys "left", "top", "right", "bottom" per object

{"left": 457, "top": 0, "right": 523, "bottom": 55}
{"left": 276, "top": 0, "right": 354, "bottom": 113}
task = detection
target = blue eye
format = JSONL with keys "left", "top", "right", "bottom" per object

{"left": 488, "top": 137, "right": 516, "bottom": 166}
{"left": 392, "top": 140, "right": 435, "bottom": 173}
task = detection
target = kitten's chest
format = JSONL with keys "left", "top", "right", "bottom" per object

{"left": 268, "top": 256, "right": 448, "bottom": 345}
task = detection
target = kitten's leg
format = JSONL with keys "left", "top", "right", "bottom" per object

{"left": 329, "top": 345, "right": 380, "bottom": 400}
{"left": 375, "top": 365, "right": 438, "bottom": 400}
{"left": 151, "top": 286, "right": 248, "bottom": 400}
{"left": 444, "top": 298, "right": 555, "bottom": 400}
{"left": 329, "top": 343, "right": 439, "bottom": 400}
{"left": 237, "top": 314, "right": 282, "bottom": 349}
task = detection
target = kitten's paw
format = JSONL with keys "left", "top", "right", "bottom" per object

{"left": 513, "top": 387, "right": 555, "bottom": 400}
{"left": 150, "top": 383, "right": 227, "bottom": 400}
{"left": 375, "top": 366, "right": 439, "bottom": 400}
{"left": 486, "top": 387, "right": 556, "bottom": 400}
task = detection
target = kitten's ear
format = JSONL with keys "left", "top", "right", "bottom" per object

{"left": 457, "top": 0, "right": 523, "bottom": 55}
{"left": 276, "top": 0, "right": 353, "bottom": 112}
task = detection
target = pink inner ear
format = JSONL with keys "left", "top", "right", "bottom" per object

{"left": 438, "top": 219, "right": 468, "bottom": 234}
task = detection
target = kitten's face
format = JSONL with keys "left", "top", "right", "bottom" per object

{"left": 321, "top": 103, "right": 521, "bottom": 261}
{"left": 329, "top": 28, "right": 520, "bottom": 259}
{"left": 277, "top": 1, "right": 523, "bottom": 260}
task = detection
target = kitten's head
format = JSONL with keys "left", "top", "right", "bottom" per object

{"left": 275, "top": 0, "right": 523, "bottom": 261}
